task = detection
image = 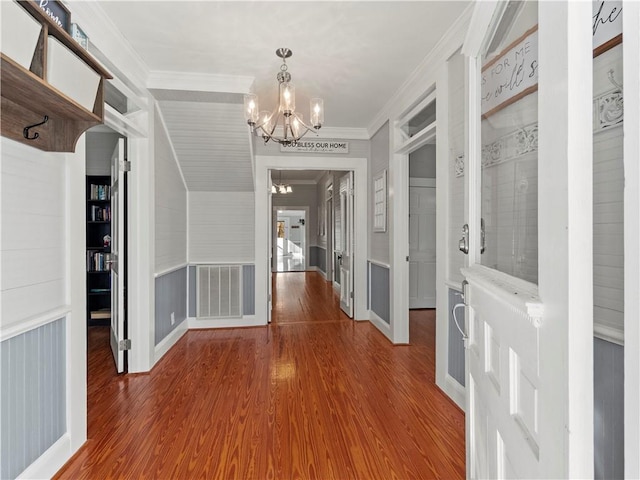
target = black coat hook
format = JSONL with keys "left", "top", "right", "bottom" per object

{"left": 23, "top": 115, "right": 49, "bottom": 140}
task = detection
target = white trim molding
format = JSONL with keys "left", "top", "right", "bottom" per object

{"left": 148, "top": 70, "right": 254, "bottom": 94}
{"left": 154, "top": 319, "right": 188, "bottom": 364}
{"left": 0, "top": 305, "right": 71, "bottom": 342}
{"left": 17, "top": 434, "right": 71, "bottom": 480}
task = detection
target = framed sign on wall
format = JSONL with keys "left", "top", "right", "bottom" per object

{"left": 373, "top": 170, "right": 387, "bottom": 233}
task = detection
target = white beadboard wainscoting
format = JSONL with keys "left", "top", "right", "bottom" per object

{"left": 155, "top": 106, "right": 188, "bottom": 274}
{"left": 188, "top": 192, "right": 255, "bottom": 264}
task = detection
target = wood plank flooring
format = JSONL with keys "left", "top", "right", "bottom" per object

{"left": 55, "top": 271, "right": 464, "bottom": 479}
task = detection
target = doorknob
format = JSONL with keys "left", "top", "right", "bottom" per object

{"left": 458, "top": 224, "right": 469, "bottom": 254}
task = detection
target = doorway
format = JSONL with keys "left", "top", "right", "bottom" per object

{"left": 85, "top": 127, "right": 129, "bottom": 374}
{"left": 274, "top": 209, "right": 307, "bottom": 272}
{"left": 255, "top": 156, "right": 368, "bottom": 324}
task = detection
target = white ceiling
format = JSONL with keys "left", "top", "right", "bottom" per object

{"left": 97, "top": 1, "right": 470, "bottom": 190}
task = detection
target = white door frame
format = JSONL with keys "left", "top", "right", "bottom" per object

{"left": 624, "top": 2, "right": 640, "bottom": 477}
{"left": 255, "top": 156, "right": 368, "bottom": 322}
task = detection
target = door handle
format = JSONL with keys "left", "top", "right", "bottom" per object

{"left": 480, "top": 218, "right": 486, "bottom": 254}
{"left": 458, "top": 224, "right": 469, "bottom": 254}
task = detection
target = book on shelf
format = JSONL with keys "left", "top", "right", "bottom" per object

{"left": 90, "top": 204, "right": 111, "bottom": 221}
{"left": 90, "top": 308, "right": 111, "bottom": 320}
{"left": 86, "top": 250, "right": 112, "bottom": 272}
{"left": 89, "top": 184, "right": 111, "bottom": 201}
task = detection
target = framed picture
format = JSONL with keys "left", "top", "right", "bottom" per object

{"left": 71, "top": 23, "right": 89, "bottom": 50}
{"left": 37, "top": 0, "right": 71, "bottom": 32}
{"left": 373, "top": 170, "right": 387, "bottom": 233}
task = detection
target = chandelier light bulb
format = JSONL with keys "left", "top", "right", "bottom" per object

{"left": 243, "top": 94, "right": 259, "bottom": 124}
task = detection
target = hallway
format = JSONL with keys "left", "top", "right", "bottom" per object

{"left": 55, "top": 272, "right": 464, "bottom": 479}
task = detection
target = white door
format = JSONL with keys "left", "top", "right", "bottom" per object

{"left": 409, "top": 183, "right": 436, "bottom": 308}
{"left": 339, "top": 172, "right": 354, "bottom": 317}
{"left": 110, "top": 138, "right": 126, "bottom": 373}
{"left": 461, "top": 2, "right": 592, "bottom": 478}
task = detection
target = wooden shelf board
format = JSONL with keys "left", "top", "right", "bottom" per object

{"left": 18, "top": 1, "right": 112, "bottom": 79}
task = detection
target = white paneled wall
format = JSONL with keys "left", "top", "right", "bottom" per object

{"left": 155, "top": 110, "right": 187, "bottom": 274}
{"left": 189, "top": 192, "right": 255, "bottom": 263}
{"left": 1, "top": 139, "right": 66, "bottom": 329}
{"left": 448, "top": 52, "right": 465, "bottom": 285}
{"left": 593, "top": 44, "right": 624, "bottom": 342}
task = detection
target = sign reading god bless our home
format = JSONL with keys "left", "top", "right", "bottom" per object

{"left": 280, "top": 141, "right": 349, "bottom": 154}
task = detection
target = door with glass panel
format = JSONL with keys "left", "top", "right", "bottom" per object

{"left": 461, "top": 1, "right": 593, "bottom": 478}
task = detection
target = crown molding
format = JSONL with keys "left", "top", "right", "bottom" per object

{"left": 367, "top": 3, "right": 474, "bottom": 137}
{"left": 67, "top": 2, "right": 150, "bottom": 91}
{"left": 148, "top": 71, "right": 254, "bottom": 95}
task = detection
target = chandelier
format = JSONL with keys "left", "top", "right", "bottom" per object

{"left": 271, "top": 171, "right": 293, "bottom": 194}
{"left": 244, "top": 48, "right": 324, "bottom": 145}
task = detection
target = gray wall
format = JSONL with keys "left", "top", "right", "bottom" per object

{"left": 369, "top": 262, "right": 390, "bottom": 324}
{"left": 310, "top": 246, "right": 326, "bottom": 273}
{"left": 86, "top": 131, "right": 120, "bottom": 175}
{"left": 409, "top": 143, "right": 436, "bottom": 178}
{"left": 1, "top": 319, "right": 66, "bottom": 479}
{"left": 448, "top": 288, "right": 466, "bottom": 386}
{"left": 155, "top": 268, "right": 188, "bottom": 345}
{"left": 594, "top": 338, "right": 624, "bottom": 480}
{"left": 369, "top": 122, "right": 390, "bottom": 264}
{"left": 242, "top": 265, "right": 255, "bottom": 315}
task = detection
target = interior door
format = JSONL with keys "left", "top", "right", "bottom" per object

{"left": 409, "top": 183, "right": 436, "bottom": 308}
{"left": 461, "top": 2, "right": 592, "bottom": 478}
{"left": 110, "top": 138, "right": 126, "bottom": 373}
{"left": 339, "top": 172, "right": 354, "bottom": 317}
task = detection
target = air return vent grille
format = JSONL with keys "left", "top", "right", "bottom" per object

{"left": 197, "top": 265, "right": 242, "bottom": 318}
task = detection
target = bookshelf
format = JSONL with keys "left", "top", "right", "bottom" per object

{"left": 86, "top": 175, "right": 111, "bottom": 326}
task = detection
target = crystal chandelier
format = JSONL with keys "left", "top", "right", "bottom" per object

{"left": 244, "top": 48, "right": 324, "bottom": 145}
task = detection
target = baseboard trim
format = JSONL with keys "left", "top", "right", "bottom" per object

{"left": 369, "top": 310, "right": 393, "bottom": 342}
{"left": 188, "top": 315, "right": 265, "bottom": 329}
{"left": 154, "top": 320, "right": 188, "bottom": 364}
{"left": 438, "top": 373, "right": 465, "bottom": 411}
{"left": 17, "top": 433, "right": 70, "bottom": 480}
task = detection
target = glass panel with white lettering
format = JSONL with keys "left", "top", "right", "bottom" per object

{"left": 480, "top": 1, "right": 539, "bottom": 283}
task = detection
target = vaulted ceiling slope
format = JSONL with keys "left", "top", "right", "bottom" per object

{"left": 98, "top": 1, "right": 470, "bottom": 191}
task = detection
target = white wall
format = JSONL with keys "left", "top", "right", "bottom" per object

{"left": 1, "top": 141, "right": 66, "bottom": 327}
{"left": 154, "top": 107, "right": 187, "bottom": 274}
{"left": 593, "top": 44, "right": 624, "bottom": 343}
{"left": 188, "top": 192, "right": 255, "bottom": 264}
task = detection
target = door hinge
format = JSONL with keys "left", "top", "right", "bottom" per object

{"left": 120, "top": 160, "right": 132, "bottom": 172}
{"left": 119, "top": 339, "right": 131, "bottom": 351}
{"left": 350, "top": 291, "right": 354, "bottom": 298}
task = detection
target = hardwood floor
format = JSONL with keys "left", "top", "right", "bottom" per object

{"left": 55, "top": 272, "right": 464, "bottom": 479}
